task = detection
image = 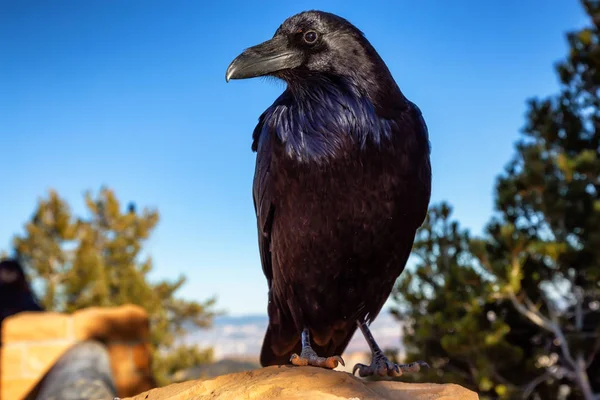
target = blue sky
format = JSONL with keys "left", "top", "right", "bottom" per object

{"left": 0, "top": 1, "right": 589, "bottom": 316}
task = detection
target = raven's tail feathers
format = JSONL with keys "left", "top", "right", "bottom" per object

{"left": 260, "top": 324, "right": 298, "bottom": 367}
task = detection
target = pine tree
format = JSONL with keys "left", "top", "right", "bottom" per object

{"left": 391, "top": 204, "right": 557, "bottom": 399}
{"left": 393, "top": 2, "right": 600, "bottom": 398}
{"left": 477, "top": 1, "right": 600, "bottom": 396}
{"left": 13, "top": 187, "right": 218, "bottom": 386}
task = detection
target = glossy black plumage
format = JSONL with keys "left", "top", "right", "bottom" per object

{"left": 227, "top": 10, "right": 431, "bottom": 367}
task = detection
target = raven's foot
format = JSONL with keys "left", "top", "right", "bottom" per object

{"left": 352, "top": 353, "right": 429, "bottom": 378}
{"left": 290, "top": 346, "right": 345, "bottom": 369}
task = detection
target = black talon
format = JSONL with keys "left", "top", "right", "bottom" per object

{"left": 352, "top": 320, "right": 431, "bottom": 378}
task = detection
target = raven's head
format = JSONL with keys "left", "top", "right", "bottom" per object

{"left": 226, "top": 11, "right": 397, "bottom": 95}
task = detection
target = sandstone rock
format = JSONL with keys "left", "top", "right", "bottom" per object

{"left": 73, "top": 305, "right": 150, "bottom": 341}
{"left": 1, "top": 304, "right": 154, "bottom": 400}
{"left": 125, "top": 365, "right": 478, "bottom": 400}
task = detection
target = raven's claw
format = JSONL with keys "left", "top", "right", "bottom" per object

{"left": 290, "top": 348, "right": 345, "bottom": 369}
{"left": 352, "top": 356, "right": 428, "bottom": 378}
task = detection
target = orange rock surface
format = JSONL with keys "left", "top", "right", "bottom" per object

{"left": 125, "top": 365, "right": 478, "bottom": 400}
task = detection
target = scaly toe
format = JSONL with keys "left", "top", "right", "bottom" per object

{"left": 380, "top": 360, "right": 402, "bottom": 377}
{"left": 398, "top": 360, "right": 429, "bottom": 373}
{"left": 321, "top": 355, "right": 345, "bottom": 369}
{"left": 290, "top": 353, "right": 308, "bottom": 366}
{"left": 290, "top": 352, "right": 344, "bottom": 369}
{"left": 352, "top": 363, "right": 370, "bottom": 377}
{"left": 353, "top": 356, "right": 429, "bottom": 378}
{"left": 388, "top": 363, "right": 402, "bottom": 378}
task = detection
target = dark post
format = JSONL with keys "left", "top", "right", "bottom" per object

{"left": 34, "top": 341, "right": 117, "bottom": 400}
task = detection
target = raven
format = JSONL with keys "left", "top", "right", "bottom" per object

{"left": 226, "top": 10, "right": 431, "bottom": 377}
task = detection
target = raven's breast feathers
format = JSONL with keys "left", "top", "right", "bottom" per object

{"left": 252, "top": 75, "right": 400, "bottom": 163}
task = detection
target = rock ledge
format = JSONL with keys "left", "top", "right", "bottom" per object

{"left": 125, "top": 365, "right": 479, "bottom": 400}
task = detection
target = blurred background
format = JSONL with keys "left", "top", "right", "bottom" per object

{"left": 1, "top": 1, "right": 599, "bottom": 399}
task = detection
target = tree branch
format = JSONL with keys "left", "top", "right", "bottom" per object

{"left": 508, "top": 292, "right": 551, "bottom": 329}
{"left": 574, "top": 286, "right": 584, "bottom": 332}
{"left": 575, "top": 353, "right": 597, "bottom": 400}
{"left": 586, "top": 334, "right": 600, "bottom": 368}
{"left": 508, "top": 292, "right": 577, "bottom": 369}
{"left": 488, "top": 364, "right": 516, "bottom": 388}
{"left": 521, "top": 372, "right": 552, "bottom": 399}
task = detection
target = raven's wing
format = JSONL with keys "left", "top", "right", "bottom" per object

{"left": 407, "top": 101, "right": 432, "bottom": 230}
{"left": 252, "top": 112, "right": 275, "bottom": 288}
{"left": 252, "top": 101, "right": 305, "bottom": 366}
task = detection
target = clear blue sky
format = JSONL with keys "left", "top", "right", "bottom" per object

{"left": 0, "top": 1, "right": 588, "bottom": 315}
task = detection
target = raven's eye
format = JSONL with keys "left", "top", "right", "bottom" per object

{"left": 303, "top": 30, "right": 318, "bottom": 44}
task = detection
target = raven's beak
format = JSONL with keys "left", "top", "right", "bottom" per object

{"left": 226, "top": 36, "right": 303, "bottom": 82}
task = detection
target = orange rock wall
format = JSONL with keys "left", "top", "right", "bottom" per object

{"left": 1, "top": 305, "right": 156, "bottom": 400}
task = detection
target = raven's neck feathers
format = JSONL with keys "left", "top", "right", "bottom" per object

{"left": 252, "top": 75, "right": 405, "bottom": 163}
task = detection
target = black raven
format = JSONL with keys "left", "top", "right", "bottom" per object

{"left": 226, "top": 10, "right": 431, "bottom": 377}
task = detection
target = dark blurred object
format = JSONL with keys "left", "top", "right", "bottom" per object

{"left": 33, "top": 340, "right": 117, "bottom": 400}
{"left": 0, "top": 258, "right": 43, "bottom": 324}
